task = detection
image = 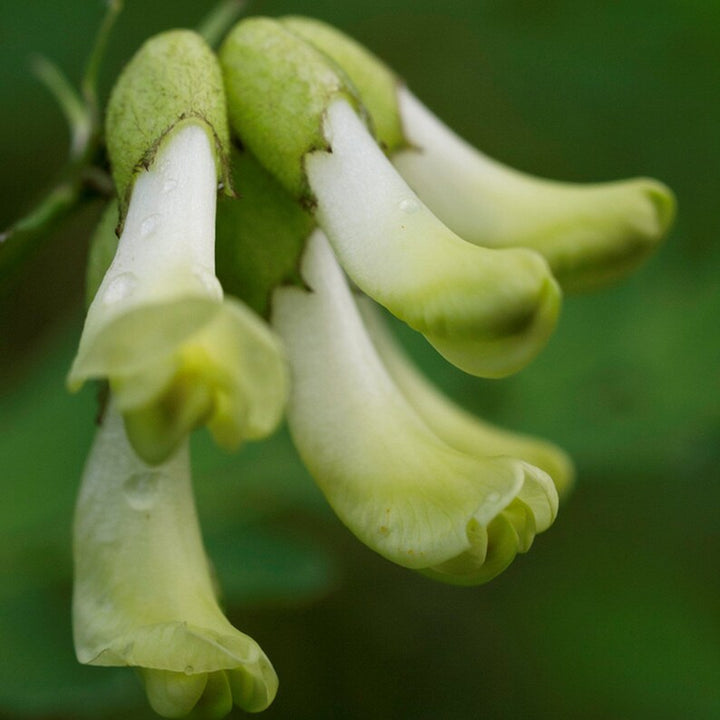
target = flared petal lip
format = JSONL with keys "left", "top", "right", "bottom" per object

{"left": 82, "top": 621, "right": 265, "bottom": 673}
{"left": 67, "top": 296, "right": 223, "bottom": 390}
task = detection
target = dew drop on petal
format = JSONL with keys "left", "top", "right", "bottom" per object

{"left": 140, "top": 213, "right": 161, "bottom": 237}
{"left": 123, "top": 471, "right": 160, "bottom": 511}
{"left": 184, "top": 665, "right": 195, "bottom": 676}
{"left": 102, "top": 272, "right": 137, "bottom": 305}
{"left": 398, "top": 198, "right": 420, "bottom": 214}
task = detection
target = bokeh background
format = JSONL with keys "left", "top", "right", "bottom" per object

{"left": 1, "top": 1, "right": 718, "bottom": 718}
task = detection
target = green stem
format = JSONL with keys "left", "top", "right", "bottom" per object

{"left": 82, "top": 0, "right": 124, "bottom": 120}
{"left": 198, "top": 0, "right": 250, "bottom": 47}
{"left": 32, "top": 56, "right": 90, "bottom": 159}
{"left": 0, "top": 0, "right": 123, "bottom": 288}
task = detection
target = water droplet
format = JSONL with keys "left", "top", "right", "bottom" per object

{"left": 123, "top": 471, "right": 159, "bottom": 511}
{"left": 399, "top": 198, "right": 420, "bottom": 214}
{"left": 184, "top": 665, "right": 194, "bottom": 676}
{"left": 102, "top": 272, "right": 137, "bottom": 305}
{"left": 162, "top": 178, "right": 178, "bottom": 193}
{"left": 487, "top": 492, "right": 501, "bottom": 504}
{"left": 217, "top": 181, "right": 225, "bottom": 192}
{"left": 140, "top": 214, "right": 161, "bottom": 237}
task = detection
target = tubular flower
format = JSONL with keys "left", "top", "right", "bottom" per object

{"left": 68, "top": 31, "right": 287, "bottom": 464}
{"left": 272, "top": 230, "right": 558, "bottom": 585}
{"left": 220, "top": 18, "right": 561, "bottom": 379}
{"left": 73, "top": 405, "right": 278, "bottom": 717}
{"left": 281, "top": 16, "right": 675, "bottom": 293}
{"left": 392, "top": 91, "right": 675, "bottom": 292}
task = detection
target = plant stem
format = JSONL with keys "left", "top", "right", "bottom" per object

{"left": 0, "top": 0, "right": 123, "bottom": 287}
{"left": 198, "top": 0, "right": 250, "bottom": 47}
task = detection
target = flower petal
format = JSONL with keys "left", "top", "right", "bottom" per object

{"left": 117, "top": 297, "right": 288, "bottom": 464}
{"left": 305, "top": 99, "right": 561, "bottom": 378}
{"left": 393, "top": 88, "right": 675, "bottom": 292}
{"left": 69, "top": 123, "right": 222, "bottom": 389}
{"left": 273, "top": 230, "right": 552, "bottom": 580}
{"left": 142, "top": 669, "right": 208, "bottom": 718}
{"left": 73, "top": 405, "right": 278, "bottom": 712}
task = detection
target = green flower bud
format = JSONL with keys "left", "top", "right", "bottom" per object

{"left": 281, "top": 17, "right": 675, "bottom": 292}
{"left": 221, "top": 21, "right": 560, "bottom": 378}
{"left": 215, "top": 148, "right": 315, "bottom": 318}
{"left": 272, "top": 231, "right": 558, "bottom": 584}
{"left": 73, "top": 405, "right": 278, "bottom": 717}
{"left": 106, "top": 29, "right": 231, "bottom": 223}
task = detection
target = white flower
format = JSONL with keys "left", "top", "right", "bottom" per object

{"left": 392, "top": 88, "right": 675, "bottom": 291}
{"left": 279, "top": 15, "right": 675, "bottom": 293}
{"left": 272, "top": 230, "right": 558, "bottom": 584}
{"left": 73, "top": 404, "right": 278, "bottom": 717}
{"left": 304, "top": 98, "right": 561, "bottom": 379}
{"left": 68, "top": 124, "right": 287, "bottom": 463}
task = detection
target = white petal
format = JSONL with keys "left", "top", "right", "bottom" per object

{"left": 305, "top": 98, "right": 559, "bottom": 378}
{"left": 393, "top": 88, "right": 674, "bottom": 291}
{"left": 72, "top": 403, "right": 278, "bottom": 710}
{"left": 70, "top": 124, "right": 222, "bottom": 386}
{"left": 272, "top": 230, "right": 527, "bottom": 571}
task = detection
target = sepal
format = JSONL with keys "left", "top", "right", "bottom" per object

{"left": 280, "top": 15, "right": 405, "bottom": 153}
{"left": 85, "top": 201, "right": 120, "bottom": 310}
{"left": 220, "top": 17, "right": 362, "bottom": 202}
{"left": 215, "top": 148, "right": 315, "bottom": 318}
{"left": 106, "top": 29, "right": 231, "bottom": 222}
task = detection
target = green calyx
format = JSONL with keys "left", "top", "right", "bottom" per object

{"left": 215, "top": 148, "right": 315, "bottom": 318}
{"left": 219, "top": 17, "right": 364, "bottom": 203}
{"left": 106, "top": 29, "right": 231, "bottom": 224}
{"left": 280, "top": 16, "right": 406, "bottom": 154}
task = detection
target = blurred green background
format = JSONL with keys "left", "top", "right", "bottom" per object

{"left": 1, "top": 1, "right": 718, "bottom": 718}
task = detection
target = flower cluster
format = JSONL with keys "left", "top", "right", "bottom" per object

{"left": 69, "top": 16, "right": 674, "bottom": 718}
